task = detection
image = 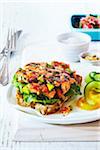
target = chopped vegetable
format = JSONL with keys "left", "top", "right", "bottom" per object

{"left": 80, "top": 15, "right": 100, "bottom": 29}
{"left": 77, "top": 71, "right": 100, "bottom": 111}
{"left": 22, "top": 85, "right": 30, "bottom": 94}
{"left": 23, "top": 93, "right": 60, "bottom": 105}
{"left": 47, "top": 83, "right": 54, "bottom": 91}
{"left": 38, "top": 75, "right": 44, "bottom": 82}
{"left": 84, "top": 81, "right": 100, "bottom": 105}
{"left": 85, "top": 74, "right": 93, "bottom": 83}
{"left": 94, "top": 74, "right": 100, "bottom": 82}
{"left": 85, "top": 72, "right": 100, "bottom": 83}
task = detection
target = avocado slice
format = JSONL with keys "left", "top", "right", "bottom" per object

{"left": 47, "top": 83, "right": 54, "bottom": 91}
{"left": 22, "top": 85, "right": 30, "bottom": 94}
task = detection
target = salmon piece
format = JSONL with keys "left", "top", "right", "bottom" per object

{"left": 45, "top": 90, "right": 56, "bottom": 99}
{"left": 73, "top": 73, "right": 82, "bottom": 85}
{"left": 28, "top": 83, "right": 40, "bottom": 95}
{"left": 61, "top": 81, "right": 70, "bottom": 94}
{"left": 38, "top": 70, "right": 46, "bottom": 74}
{"left": 60, "top": 75, "right": 65, "bottom": 81}
{"left": 54, "top": 81, "right": 61, "bottom": 87}
{"left": 40, "top": 84, "right": 49, "bottom": 94}
{"left": 45, "top": 72, "right": 53, "bottom": 78}
{"left": 56, "top": 89, "right": 65, "bottom": 100}
{"left": 52, "top": 61, "right": 69, "bottom": 70}
{"left": 27, "top": 72, "right": 38, "bottom": 83}
{"left": 24, "top": 62, "right": 47, "bottom": 71}
{"left": 69, "top": 78, "right": 76, "bottom": 84}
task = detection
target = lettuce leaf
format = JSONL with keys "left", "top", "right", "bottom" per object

{"left": 65, "top": 83, "right": 81, "bottom": 96}
{"left": 23, "top": 93, "right": 60, "bottom": 105}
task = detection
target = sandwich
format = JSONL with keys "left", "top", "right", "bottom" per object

{"left": 12, "top": 61, "right": 82, "bottom": 115}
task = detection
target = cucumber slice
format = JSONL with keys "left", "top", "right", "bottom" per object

{"left": 85, "top": 74, "right": 93, "bottom": 83}
{"left": 85, "top": 72, "right": 100, "bottom": 83}
{"left": 94, "top": 73, "right": 100, "bottom": 81}
{"left": 89, "top": 72, "right": 96, "bottom": 79}
{"left": 84, "top": 81, "right": 100, "bottom": 105}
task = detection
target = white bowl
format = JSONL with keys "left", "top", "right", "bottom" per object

{"left": 79, "top": 51, "right": 100, "bottom": 66}
{"left": 57, "top": 32, "right": 91, "bottom": 62}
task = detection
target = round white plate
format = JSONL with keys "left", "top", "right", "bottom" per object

{"left": 8, "top": 43, "right": 100, "bottom": 124}
{"left": 7, "top": 85, "right": 100, "bottom": 124}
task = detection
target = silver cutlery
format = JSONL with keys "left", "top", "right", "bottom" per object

{"left": 0, "top": 30, "right": 22, "bottom": 56}
{"left": 0, "top": 29, "right": 22, "bottom": 86}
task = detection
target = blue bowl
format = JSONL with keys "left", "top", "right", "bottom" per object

{"left": 71, "top": 14, "right": 100, "bottom": 41}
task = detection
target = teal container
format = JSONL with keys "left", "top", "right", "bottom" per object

{"left": 71, "top": 15, "right": 100, "bottom": 41}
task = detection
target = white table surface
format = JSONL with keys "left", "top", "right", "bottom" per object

{"left": 0, "top": 41, "right": 100, "bottom": 150}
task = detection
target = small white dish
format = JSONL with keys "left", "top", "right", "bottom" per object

{"left": 79, "top": 51, "right": 100, "bottom": 66}
{"left": 57, "top": 32, "right": 91, "bottom": 62}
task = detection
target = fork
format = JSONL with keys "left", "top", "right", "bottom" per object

{"left": 0, "top": 29, "right": 16, "bottom": 86}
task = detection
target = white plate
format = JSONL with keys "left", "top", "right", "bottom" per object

{"left": 7, "top": 85, "right": 100, "bottom": 124}
{"left": 7, "top": 63, "right": 100, "bottom": 125}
